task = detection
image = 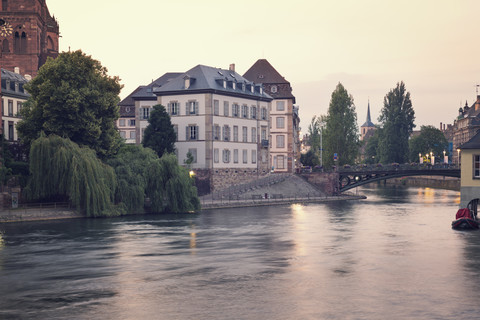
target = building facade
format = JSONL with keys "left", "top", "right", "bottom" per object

{"left": 243, "top": 59, "right": 299, "bottom": 173}
{"left": 452, "top": 96, "right": 480, "bottom": 164}
{"left": 459, "top": 131, "right": 480, "bottom": 207}
{"left": 0, "top": 0, "right": 59, "bottom": 78}
{"left": 143, "top": 64, "right": 272, "bottom": 192}
{"left": 1, "top": 68, "right": 29, "bottom": 141}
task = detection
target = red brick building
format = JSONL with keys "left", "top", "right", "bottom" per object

{"left": 0, "top": 0, "right": 59, "bottom": 77}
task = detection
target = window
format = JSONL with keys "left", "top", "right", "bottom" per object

{"left": 233, "top": 126, "right": 238, "bottom": 142}
{"left": 242, "top": 126, "right": 248, "bottom": 142}
{"left": 261, "top": 128, "right": 267, "bottom": 141}
{"left": 188, "top": 148, "right": 197, "bottom": 163}
{"left": 173, "top": 125, "right": 178, "bottom": 141}
{"left": 234, "top": 149, "right": 239, "bottom": 163}
{"left": 276, "top": 155, "right": 285, "bottom": 169}
{"left": 2, "top": 0, "right": 7, "bottom": 11}
{"left": 251, "top": 127, "right": 257, "bottom": 143}
{"left": 224, "top": 101, "right": 229, "bottom": 116}
{"left": 276, "top": 135, "right": 285, "bottom": 148}
{"left": 187, "top": 101, "right": 198, "bottom": 115}
{"left": 232, "top": 104, "right": 239, "bottom": 117}
{"left": 8, "top": 100, "right": 13, "bottom": 116}
{"left": 0, "top": 39, "right": 6, "bottom": 53}
{"left": 129, "top": 131, "right": 136, "bottom": 139}
{"left": 214, "top": 100, "right": 219, "bottom": 115}
{"left": 142, "top": 107, "right": 150, "bottom": 119}
{"left": 120, "top": 131, "right": 126, "bottom": 139}
{"left": 213, "top": 124, "right": 221, "bottom": 140}
{"left": 475, "top": 155, "right": 480, "bottom": 178}
{"left": 222, "top": 125, "right": 230, "bottom": 141}
{"left": 187, "top": 125, "right": 198, "bottom": 140}
{"left": 16, "top": 101, "right": 22, "bottom": 115}
{"left": 129, "top": 119, "right": 136, "bottom": 126}
{"left": 252, "top": 150, "right": 257, "bottom": 163}
{"left": 242, "top": 105, "right": 248, "bottom": 118}
{"left": 119, "top": 119, "right": 126, "bottom": 127}
{"left": 168, "top": 102, "right": 179, "bottom": 115}
{"left": 271, "top": 85, "right": 278, "bottom": 93}
{"left": 8, "top": 121, "right": 13, "bottom": 141}
{"left": 223, "top": 149, "right": 230, "bottom": 163}
{"left": 251, "top": 106, "right": 257, "bottom": 119}
{"left": 276, "top": 101, "right": 285, "bottom": 111}
{"left": 242, "top": 149, "right": 248, "bottom": 163}
{"left": 214, "top": 149, "right": 219, "bottom": 163}
{"left": 261, "top": 107, "right": 267, "bottom": 120}
{"left": 276, "top": 117, "right": 285, "bottom": 129}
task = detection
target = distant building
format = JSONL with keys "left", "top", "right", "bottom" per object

{"left": 151, "top": 64, "right": 272, "bottom": 192}
{"left": 452, "top": 96, "right": 480, "bottom": 164}
{"left": 1, "top": 68, "right": 29, "bottom": 142}
{"left": 243, "top": 59, "right": 299, "bottom": 173}
{"left": 0, "top": 0, "right": 59, "bottom": 78}
{"left": 360, "top": 101, "right": 376, "bottom": 141}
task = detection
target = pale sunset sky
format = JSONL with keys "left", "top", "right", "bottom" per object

{"left": 47, "top": 0, "right": 480, "bottom": 132}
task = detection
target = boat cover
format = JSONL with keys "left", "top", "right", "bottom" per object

{"left": 456, "top": 208, "right": 473, "bottom": 220}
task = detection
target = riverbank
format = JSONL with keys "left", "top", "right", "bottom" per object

{"left": 384, "top": 176, "right": 460, "bottom": 191}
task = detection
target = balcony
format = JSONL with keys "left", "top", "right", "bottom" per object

{"left": 261, "top": 139, "right": 269, "bottom": 148}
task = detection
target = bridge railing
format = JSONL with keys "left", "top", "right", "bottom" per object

{"left": 337, "top": 163, "right": 460, "bottom": 173}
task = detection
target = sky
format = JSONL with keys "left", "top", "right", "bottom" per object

{"left": 47, "top": 0, "right": 480, "bottom": 133}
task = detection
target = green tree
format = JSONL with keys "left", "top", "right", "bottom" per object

{"left": 142, "top": 104, "right": 176, "bottom": 158}
{"left": 409, "top": 125, "right": 448, "bottom": 162}
{"left": 323, "top": 83, "right": 359, "bottom": 168}
{"left": 300, "top": 149, "right": 320, "bottom": 167}
{"left": 377, "top": 81, "right": 415, "bottom": 163}
{"left": 25, "top": 134, "right": 119, "bottom": 217}
{"left": 17, "top": 50, "right": 123, "bottom": 159}
{"left": 364, "top": 129, "right": 380, "bottom": 164}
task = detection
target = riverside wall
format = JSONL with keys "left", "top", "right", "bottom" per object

{"left": 383, "top": 176, "right": 460, "bottom": 191}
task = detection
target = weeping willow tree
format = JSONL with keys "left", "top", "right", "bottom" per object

{"left": 107, "top": 145, "right": 158, "bottom": 212}
{"left": 26, "top": 134, "right": 118, "bottom": 217}
{"left": 147, "top": 153, "right": 200, "bottom": 213}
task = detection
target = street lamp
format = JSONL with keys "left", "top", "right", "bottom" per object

{"left": 457, "top": 148, "right": 461, "bottom": 166}
{"left": 443, "top": 150, "right": 446, "bottom": 164}
{"left": 419, "top": 153, "right": 422, "bottom": 163}
{"left": 430, "top": 152, "right": 433, "bottom": 165}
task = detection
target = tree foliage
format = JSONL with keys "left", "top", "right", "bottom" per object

{"left": 364, "top": 129, "right": 381, "bottom": 164}
{"left": 409, "top": 125, "right": 448, "bottom": 162}
{"left": 300, "top": 149, "right": 320, "bottom": 167}
{"left": 25, "top": 134, "right": 118, "bottom": 217}
{"left": 142, "top": 104, "right": 176, "bottom": 158}
{"left": 377, "top": 81, "right": 415, "bottom": 163}
{"left": 323, "top": 83, "right": 359, "bottom": 167}
{"left": 17, "top": 50, "right": 123, "bottom": 159}
{"left": 147, "top": 153, "right": 200, "bottom": 213}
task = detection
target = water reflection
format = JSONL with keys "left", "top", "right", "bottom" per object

{"left": 2, "top": 186, "right": 480, "bottom": 319}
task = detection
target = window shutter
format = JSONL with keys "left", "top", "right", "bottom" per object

{"left": 185, "top": 102, "right": 189, "bottom": 115}
{"left": 196, "top": 126, "right": 199, "bottom": 140}
{"left": 186, "top": 126, "right": 189, "bottom": 140}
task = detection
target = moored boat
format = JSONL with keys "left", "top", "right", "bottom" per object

{"left": 452, "top": 199, "right": 480, "bottom": 230}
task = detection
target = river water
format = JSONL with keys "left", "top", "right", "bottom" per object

{"left": 1, "top": 185, "right": 479, "bottom": 320}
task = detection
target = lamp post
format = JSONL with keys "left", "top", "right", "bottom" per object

{"left": 430, "top": 152, "right": 434, "bottom": 165}
{"left": 419, "top": 153, "right": 422, "bottom": 164}
{"left": 443, "top": 150, "right": 446, "bottom": 165}
{"left": 457, "top": 148, "right": 461, "bottom": 166}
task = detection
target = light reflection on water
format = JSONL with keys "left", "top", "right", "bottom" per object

{"left": 1, "top": 185, "right": 480, "bottom": 319}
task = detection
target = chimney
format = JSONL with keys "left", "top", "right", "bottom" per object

{"left": 440, "top": 122, "right": 443, "bottom": 131}
{"left": 229, "top": 63, "right": 235, "bottom": 72}
{"left": 14, "top": 67, "right": 19, "bottom": 74}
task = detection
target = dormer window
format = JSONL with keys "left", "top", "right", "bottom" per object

{"left": 223, "top": 79, "right": 226, "bottom": 89}
{"left": 271, "top": 85, "right": 278, "bottom": 93}
{"left": 184, "top": 77, "right": 190, "bottom": 89}
{"left": 232, "top": 82, "right": 236, "bottom": 90}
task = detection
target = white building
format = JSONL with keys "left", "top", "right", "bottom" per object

{"left": 135, "top": 64, "right": 272, "bottom": 192}
{"left": 1, "top": 68, "right": 29, "bottom": 142}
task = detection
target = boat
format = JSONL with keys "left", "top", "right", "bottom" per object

{"left": 452, "top": 198, "right": 480, "bottom": 230}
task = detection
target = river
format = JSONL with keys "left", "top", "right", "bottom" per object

{"left": 0, "top": 185, "right": 479, "bottom": 320}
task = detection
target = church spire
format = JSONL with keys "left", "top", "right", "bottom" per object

{"left": 366, "top": 100, "right": 372, "bottom": 123}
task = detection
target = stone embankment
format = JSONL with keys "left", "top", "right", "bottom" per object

{"left": 0, "top": 205, "right": 82, "bottom": 223}
{"left": 385, "top": 176, "right": 460, "bottom": 191}
{"left": 200, "top": 174, "right": 365, "bottom": 209}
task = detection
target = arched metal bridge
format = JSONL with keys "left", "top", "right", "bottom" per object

{"left": 338, "top": 165, "right": 460, "bottom": 192}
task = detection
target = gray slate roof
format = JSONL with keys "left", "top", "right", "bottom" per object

{"left": 460, "top": 130, "right": 480, "bottom": 149}
{"left": 153, "top": 65, "right": 272, "bottom": 102}
{"left": 1, "top": 69, "right": 29, "bottom": 99}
